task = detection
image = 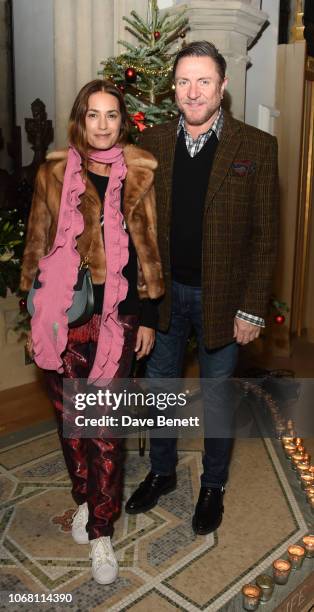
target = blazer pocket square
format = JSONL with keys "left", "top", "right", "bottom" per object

{"left": 231, "top": 160, "right": 256, "bottom": 177}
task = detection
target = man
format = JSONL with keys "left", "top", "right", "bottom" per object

{"left": 126, "top": 41, "right": 279, "bottom": 534}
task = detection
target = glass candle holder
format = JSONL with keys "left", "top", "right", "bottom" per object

{"left": 294, "top": 437, "right": 304, "bottom": 446}
{"left": 296, "top": 445, "right": 305, "bottom": 455}
{"left": 284, "top": 443, "right": 296, "bottom": 458}
{"left": 272, "top": 559, "right": 291, "bottom": 584}
{"left": 276, "top": 425, "right": 286, "bottom": 439}
{"left": 242, "top": 584, "right": 262, "bottom": 611}
{"left": 302, "top": 535, "right": 314, "bottom": 558}
{"left": 287, "top": 545, "right": 305, "bottom": 569}
{"left": 292, "top": 453, "right": 305, "bottom": 469}
{"left": 297, "top": 463, "right": 311, "bottom": 480}
{"left": 302, "top": 453, "right": 311, "bottom": 465}
{"left": 255, "top": 574, "right": 274, "bottom": 603}
{"left": 305, "top": 486, "right": 314, "bottom": 499}
{"left": 301, "top": 473, "right": 314, "bottom": 489}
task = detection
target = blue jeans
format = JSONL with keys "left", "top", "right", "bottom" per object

{"left": 146, "top": 280, "right": 239, "bottom": 488}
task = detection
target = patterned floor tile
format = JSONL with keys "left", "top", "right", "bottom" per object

{"left": 0, "top": 429, "right": 313, "bottom": 611}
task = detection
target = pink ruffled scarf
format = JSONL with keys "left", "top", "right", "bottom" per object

{"left": 31, "top": 145, "right": 128, "bottom": 383}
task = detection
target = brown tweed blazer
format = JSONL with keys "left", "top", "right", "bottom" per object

{"left": 138, "top": 112, "right": 279, "bottom": 349}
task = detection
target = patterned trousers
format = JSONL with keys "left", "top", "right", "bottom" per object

{"left": 45, "top": 314, "right": 138, "bottom": 540}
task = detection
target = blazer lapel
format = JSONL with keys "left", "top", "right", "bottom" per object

{"left": 159, "top": 120, "right": 178, "bottom": 212}
{"left": 205, "top": 113, "right": 242, "bottom": 208}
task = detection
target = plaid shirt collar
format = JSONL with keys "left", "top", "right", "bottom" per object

{"left": 177, "top": 107, "right": 224, "bottom": 158}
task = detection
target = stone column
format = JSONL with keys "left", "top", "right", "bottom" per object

{"left": 173, "top": 0, "right": 268, "bottom": 120}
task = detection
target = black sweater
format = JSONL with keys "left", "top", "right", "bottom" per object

{"left": 170, "top": 131, "right": 218, "bottom": 286}
{"left": 88, "top": 171, "right": 157, "bottom": 328}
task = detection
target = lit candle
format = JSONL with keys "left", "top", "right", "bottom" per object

{"left": 294, "top": 437, "right": 304, "bottom": 446}
{"left": 308, "top": 465, "right": 314, "bottom": 477}
{"left": 255, "top": 574, "right": 274, "bottom": 603}
{"left": 242, "top": 584, "right": 261, "bottom": 611}
{"left": 305, "top": 486, "right": 314, "bottom": 499}
{"left": 292, "top": 453, "right": 305, "bottom": 469}
{"left": 282, "top": 436, "right": 294, "bottom": 446}
{"left": 287, "top": 545, "right": 305, "bottom": 569}
{"left": 302, "top": 535, "right": 314, "bottom": 558}
{"left": 284, "top": 443, "right": 296, "bottom": 458}
{"left": 302, "top": 453, "right": 311, "bottom": 465}
{"left": 276, "top": 424, "right": 286, "bottom": 438}
{"left": 296, "top": 444, "right": 305, "bottom": 454}
{"left": 272, "top": 559, "right": 291, "bottom": 584}
{"left": 300, "top": 473, "right": 314, "bottom": 489}
{"left": 297, "top": 463, "right": 311, "bottom": 480}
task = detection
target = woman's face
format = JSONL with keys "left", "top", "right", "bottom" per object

{"left": 85, "top": 91, "right": 122, "bottom": 150}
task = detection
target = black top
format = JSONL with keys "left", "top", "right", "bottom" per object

{"left": 87, "top": 170, "right": 157, "bottom": 328}
{"left": 170, "top": 131, "right": 218, "bottom": 286}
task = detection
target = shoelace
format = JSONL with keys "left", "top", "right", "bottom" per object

{"left": 92, "top": 539, "right": 116, "bottom": 569}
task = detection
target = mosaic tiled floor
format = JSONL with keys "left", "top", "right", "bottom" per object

{"left": 0, "top": 428, "right": 313, "bottom": 611}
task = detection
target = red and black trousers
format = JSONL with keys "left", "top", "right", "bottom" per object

{"left": 45, "top": 314, "right": 138, "bottom": 540}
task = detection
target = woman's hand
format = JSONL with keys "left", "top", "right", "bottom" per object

{"left": 135, "top": 326, "right": 155, "bottom": 360}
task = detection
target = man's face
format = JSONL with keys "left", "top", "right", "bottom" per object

{"left": 174, "top": 56, "right": 227, "bottom": 130}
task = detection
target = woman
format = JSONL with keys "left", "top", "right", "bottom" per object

{"left": 20, "top": 79, "right": 164, "bottom": 584}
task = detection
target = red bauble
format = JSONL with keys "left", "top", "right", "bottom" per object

{"left": 274, "top": 314, "right": 285, "bottom": 325}
{"left": 154, "top": 31, "right": 161, "bottom": 41}
{"left": 19, "top": 297, "right": 27, "bottom": 312}
{"left": 125, "top": 67, "right": 137, "bottom": 83}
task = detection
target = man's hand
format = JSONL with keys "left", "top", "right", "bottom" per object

{"left": 233, "top": 317, "right": 261, "bottom": 345}
{"left": 135, "top": 326, "right": 155, "bottom": 360}
{"left": 26, "top": 330, "right": 34, "bottom": 357}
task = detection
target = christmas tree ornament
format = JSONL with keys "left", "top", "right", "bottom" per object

{"left": 118, "top": 83, "right": 125, "bottom": 93}
{"left": 154, "top": 31, "right": 161, "bottom": 41}
{"left": 125, "top": 67, "right": 137, "bottom": 83}
{"left": 274, "top": 314, "right": 285, "bottom": 325}
{"left": 130, "top": 112, "right": 146, "bottom": 132}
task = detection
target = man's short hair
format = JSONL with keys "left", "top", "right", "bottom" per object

{"left": 172, "top": 41, "right": 227, "bottom": 82}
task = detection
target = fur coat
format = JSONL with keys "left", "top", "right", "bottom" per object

{"left": 20, "top": 144, "right": 164, "bottom": 300}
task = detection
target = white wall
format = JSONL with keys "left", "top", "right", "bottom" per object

{"left": 159, "top": 0, "right": 174, "bottom": 8}
{"left": 245, "top": 0, "right": 280, "bottom": 130}
{"left": 12, "top": 0, "right": 55, "bottom": 165}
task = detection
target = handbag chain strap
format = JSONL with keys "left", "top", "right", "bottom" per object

{"left": 79, "top": 236, "right": 94, "bottom": 270}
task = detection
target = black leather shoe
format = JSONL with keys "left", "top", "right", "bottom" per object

{"left": 125, "top": 471, "right": 177, "bottom": 514}
{"left": 192, "top": 487, "right": 224, "bottom": 535}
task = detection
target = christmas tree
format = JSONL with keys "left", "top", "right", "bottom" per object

{"left": 100, "top": 0, "right": 188, "bottom": 131}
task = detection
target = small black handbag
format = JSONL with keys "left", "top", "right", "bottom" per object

{"left": 27, "top": 263, "right": 94, "bottom": 328}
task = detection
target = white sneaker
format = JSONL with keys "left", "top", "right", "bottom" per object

{"left": 71, "top": 502, "right": 89, "bottom": 544}
{"left": 90, "top": 536, "right": 119, "bottom": 584}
